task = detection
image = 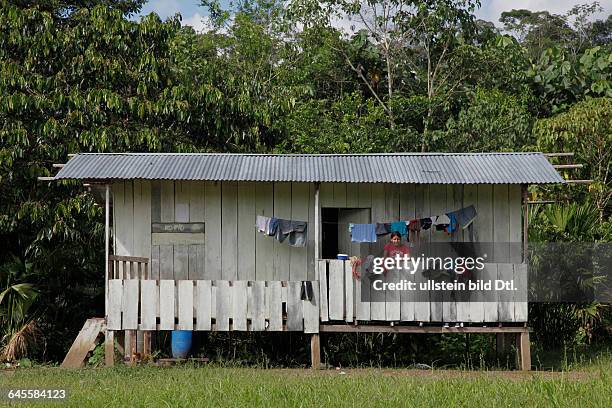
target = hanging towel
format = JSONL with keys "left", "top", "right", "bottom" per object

{"left": 446, "top": 213, "right": 458, "bottom": 234}
{"left": 433, "top": 214, "right": 450, "bottom": 225}
{"left": 375, "top": 223, "right": 391, "bottom": 236}
{"left": 275, "top": 219, "right": 308, "bottom": 247}
{"left": 256, "top": 215, "right": 270, "bottom": 233}
{"left": 351, "top": 224, "right": 377, "bottom": 242}
{"left": 408, "top": 219, "right": 421, "bottom": 243}
{"left": 390, "top": 221, "right": 408, "bottom": 236}
{"left": 267, "top": 217, "right": 279, "bottom": 236}
{"left": 420, "top": 218, "right": 433, "bottom": 230}
{"left": 288, "top": 222, "right": 308, "bottom": 247}
{"left": 447, "top": 205, "right": 477, "bottom": 229}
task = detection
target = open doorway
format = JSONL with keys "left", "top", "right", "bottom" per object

{"left": 321, "top": 208, "right": 371, "bottom": 259}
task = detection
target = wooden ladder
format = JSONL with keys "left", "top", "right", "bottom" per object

{"left": 60, "top": 318, "right": 105, "bottom": 368}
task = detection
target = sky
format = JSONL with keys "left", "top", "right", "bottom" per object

{"left": 134, "top": 0, "right": 612, "bottom": 33}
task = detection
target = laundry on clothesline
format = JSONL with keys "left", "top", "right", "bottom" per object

{"left": 390, "top": 221, "right": 408, "bottom": 236}
{"left": 375, "top": 222, "right": 391, "bottom": 236}
{"left": 433, "top": 214, "right": 450, "bottom": 225}
{"left": 420, "top": 217, "right": 433, "bottom": 230}
{"left": 345, "top": 205, "right": 477, "bottom": 243}
{"left": 255, "top": 215, "right": 308, "bottom": 247}
{"left": 350, "top": 223, "right": 377, "bottom": 243}
{"left": 447, "top": 205, "right": 477, "bottom": 230}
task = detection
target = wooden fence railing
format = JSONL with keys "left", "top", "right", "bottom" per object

{"left": 317, "top": 259, "right": 528, "bottom": 324}
{"left": 106, "top": 279, "right": 319, "bottom": 333}
{"left": 109, "top": 255, "right": 149, "bottom": 279}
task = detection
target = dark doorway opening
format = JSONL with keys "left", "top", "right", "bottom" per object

{"left": 321, "top": 208, "right": 338, "bottom": 259}
{"left": 321, "top": 208, "right": 372, "bottom": 259}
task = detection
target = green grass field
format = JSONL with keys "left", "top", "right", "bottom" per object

{"left": 2, "top": 363, "right": 611, "bottom": 407}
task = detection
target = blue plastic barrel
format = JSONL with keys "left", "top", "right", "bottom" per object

{"left": 171, "top": 330, "right": 192, "bottom": 359}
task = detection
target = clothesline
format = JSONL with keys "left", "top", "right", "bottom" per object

{"left": 349, "top": 205, "right": 477, "bottom": 243}
{"left": 255, "top": 215, "right": 308, "bottom": 247}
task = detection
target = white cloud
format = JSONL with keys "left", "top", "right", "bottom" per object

{"left": 140, "top": 0, "right": 183, "bottom": 19}
{"left": 475, "top": 0, "right": 611, "bottom": 25}
{"left": 182, "top": 12, "right": 213, "bottom": 33}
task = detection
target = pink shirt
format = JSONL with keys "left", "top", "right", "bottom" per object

{"left": 384, "top": 243, "right": 410, "bottom": 258}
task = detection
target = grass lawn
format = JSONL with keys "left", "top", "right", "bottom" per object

{"left": 1, "top": 363, "right": 611, "bottom": 407}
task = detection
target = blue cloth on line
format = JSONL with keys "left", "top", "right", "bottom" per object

{"left": 448, "top": 205, "right": 477, "bottom": 229}
{"left": 446, "top": 213, "right": 458, "bottom": 234}
{"left": 275, "top": 219, "right": 308, "bottom": 247}
{"left": 351, "top": 224, "right": 377, "bottom": 243}
{"left": 267, "top": 217, "right": 279, "bottom": 236}
{"left": 390, "top": 221, "right": 408, "bottom": 236}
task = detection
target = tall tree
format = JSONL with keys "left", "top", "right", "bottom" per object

{"left": 0, "top": 2, "right": 183, "bottom": 358}
{"left": 288, "top": 0, "right": 481, "bottom": 148}
{"left": 500, "top": 3, "right": 610, "bottom": 61}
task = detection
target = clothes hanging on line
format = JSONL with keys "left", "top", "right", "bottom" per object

{"left": 275, "top": 219, "right": 308, "bottom": 247}
{"left": 420, "top": 218, "right": 433, "bottom": 230}
{"left": 350, "top": 223, "right": 377, "bottom": 243}
{"left": 390, "top": 221, "right": 408, "bottom": 236}
{"left": 256, "top": 215, "right": 278, "bottom": 236}
{"left": 446, "top": 212, "right": 459, "bottom": 234}
{"left": 447, "top": 205, "right": 477, "bottom": 229}
{"left": 256, "top": 215, "right": 271, "bottom": 234}
{"left": 256, "top": 216, "right": 308, "bottom": 247}
{"left": 375, "top": 223, "right": 391, "bottom": 236}
{"left": 433, "top": 214, "right": 450, "bottom": 225}
{"left": 408, "top": 219, "right": 421, "bottom": 243}
{"left": 268, "top": 217, "right": 280, "bottom": 236}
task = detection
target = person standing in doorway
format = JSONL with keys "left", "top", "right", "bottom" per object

{"left": 382, "top": 232, "right": 410, "bottom": 275}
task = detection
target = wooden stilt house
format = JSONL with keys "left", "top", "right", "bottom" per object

{"left": 52, "top": 152, "right": 565, "bottom": 369}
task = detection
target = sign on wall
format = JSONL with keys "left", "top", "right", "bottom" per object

{"left": 151, "top": 223, "right": 205, "bottom": 233}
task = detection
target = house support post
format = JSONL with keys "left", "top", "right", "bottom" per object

{"left": 314, "top": 182, "right": 320, "bottom": 268}
{"left": 143, "top": 331, "right": 152, "bottom": 358}
{"left": 496, "top": 333, "right": 513, "bottom": 355}
{"left": 516, "top": 331, "right": 531, "bottom": 370}
{"left": 125, "top": 330, "right": 137, "bottom": 364}
{"left": 522, "top": 185, "right": 529, "bottom": 261}
{"left": 310, "top": 334, "right": 321, "bottom": 369}
{"left": 104, "top": 184, "right": 114, "bottom": 368}
{"left": 105, "top": 329, "right": 114, "bottom": 367}
{"left": 104, "top": 184, "right": 110, "bottom": 319}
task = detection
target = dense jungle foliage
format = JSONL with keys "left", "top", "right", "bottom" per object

{"left": 0, "top": 0, "right": 610, "bottom": 366}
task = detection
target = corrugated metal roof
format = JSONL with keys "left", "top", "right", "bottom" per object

{"left": 53, "top": 153, "right": 565, "bottom": 184}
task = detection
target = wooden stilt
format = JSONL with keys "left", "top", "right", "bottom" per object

{"left": 116, "top": 331, "right": 125, "bottom": 356}
{"left": 105, "top": 329, "right": 114, "bottom": 367}
{"left": 310, "top": 334, "right": 321, "bottom": 369}
{"left": 130, "top": 330, "right": 137, "bottom": 364}
{"left": 137, "top": 330, "right": 144, "bottom": 353}
{"left": 143, "top": 331, "right": 152, "bottom": 358}
{"left": 125, "top": 330, "right": 137, "bottom": 364}
{"left": 517, "top": 331, "right": 531, "bottom": 370}
{"left": 496, "top": 333, "right": 506, "bottom": 355}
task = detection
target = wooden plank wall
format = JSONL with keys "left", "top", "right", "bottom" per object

{"left": 318, "top": 184, "right": 526, "bottom": 323}
{"left": 107, "top": 279, "right": 319, "bottom": 333}
{"left": 113, "top": 181, "right": 526, "bottom": 323}
{"left": 146, "top": 181, "right": 313, "bottom": 282}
